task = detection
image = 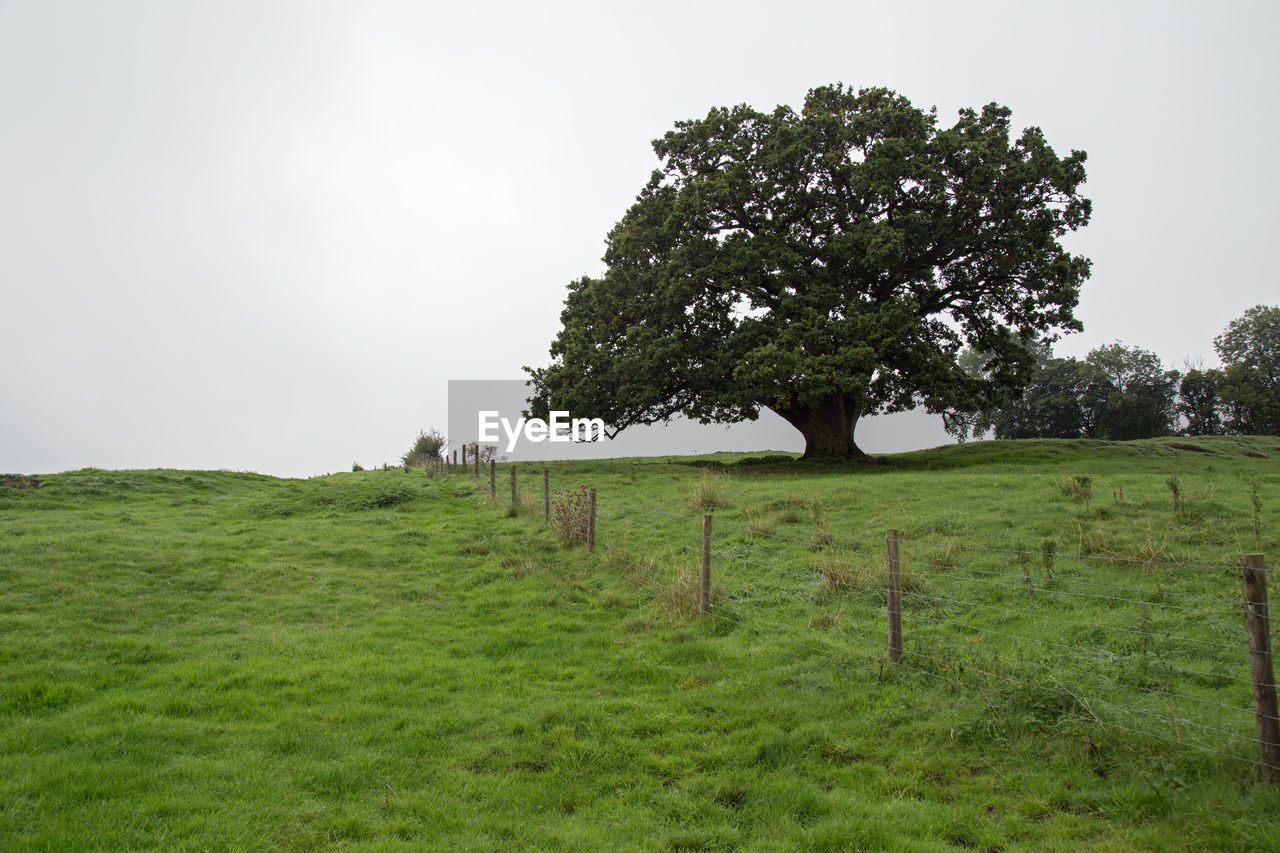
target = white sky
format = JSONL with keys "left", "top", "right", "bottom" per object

{"left": 2, "top": 1, "right": 1277, "bottom": 476}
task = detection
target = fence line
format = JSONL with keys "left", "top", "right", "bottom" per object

{"left": 609, "top": 502, "right": 1247, "bottom": 571}
{"left": 702, "top": 587, "right": 1270, "bottom": 772}
{"left": 489, "top": 466, "right": 1277, "bottom": 777}
{"left": 605, "top": 505, "right": 1242, "bottom": 617}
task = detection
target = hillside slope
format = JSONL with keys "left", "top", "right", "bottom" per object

{"left": 3, "top": 443, "right": 1280, "bottom": 850}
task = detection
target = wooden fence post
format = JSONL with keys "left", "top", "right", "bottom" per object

{"left": 474, "top": 445, "right": 479, "bottom": 477}
{"left": 453, "top": 449, "right": 457, "bottom": 467}
{"left": 701, "top": 514, "right": 713, "bottom": 615}
{"left": 543, "top": 469, "right": 550, "bottom": 525}
{"left": 461, "top": 445, "right": 466, "bottom": 466}
{"left": 887, "top": 529, "right": 902, "bottom": 663}
{"left": 588, "top": 489, "right": 597, "bottom": 553}
{"left": 1243, "top": 553, "right": 1280, "bottom": 780}
{"left": 510, "top": 468, "right": 518, "bottom": 508}
{"left": 489, "top": 460, "right": 495, "bottom": 499}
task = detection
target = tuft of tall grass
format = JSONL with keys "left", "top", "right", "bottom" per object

{"left": 498, "top": 546, "right": 535, "bottom": 578}
{"left": 602, "top": 538, "right": 633, "bottom": 573}
{"left": 900, "top": 563, "right": 928, "bottom": 595}
{"left": 664, "top": 569, "right": 702, "bottom": 617}
{"left": 1252, "top": 479, "right": 1263, "bottom": 545}
{"left": 809, "top": 608, "right": 844, "bottom": 630}
{"left": 810, "top": 518, "right": 833, "bottom": 552}
{"left": 814, "top": 555, "right": 863, "bottom": 597}
{"left": 809, "top": 503, "right": 833, "bottom": 551}
{"left": 1076, "top": 522, "right": 1173, "bottom": 566}
{"left": 1057, "top": 474, "right": 1093, "bottom": 511}
{"left": 927, "top": 541, "right": 957, "bottom": 571}
{"left": 745, "top": 506, "right": 773, "bottom": 538}
{"left": 777, "top": 502, "right": 806, "bottom": 525}
{"left": 688, "top": 468, "right": 728, "bottom": 512}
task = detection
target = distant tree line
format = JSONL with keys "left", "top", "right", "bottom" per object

{"left": 946, "top": 304, "right": 1280, "bottom": 441}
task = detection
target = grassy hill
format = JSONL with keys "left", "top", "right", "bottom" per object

{"left": 3, "top": 437, "right": 1280, "bottom": 850}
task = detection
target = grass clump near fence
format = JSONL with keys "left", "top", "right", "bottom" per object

{"left": 688, "top": 467, "right": 729, "bottom": 512}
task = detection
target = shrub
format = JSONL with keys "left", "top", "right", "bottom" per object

{"left": 550, "top": 485, "right": 592, "bottom": 548}
{"left": 401, "top": 429, "right": 446, "bottom": 467}
{"left": 737, "top": 454, "right": 796, "bottom": 466}
{"left": 474, "top": 443, "right": 504, "bottom": 464}
{"left": 1041, "top": 538, "right": 1056, "bottom": 582}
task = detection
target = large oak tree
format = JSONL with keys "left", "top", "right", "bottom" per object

{"left": 527, "top": 85, "right": 1092, "bottom": 459}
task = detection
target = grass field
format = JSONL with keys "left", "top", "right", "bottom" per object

{"left": 4, "top": 436, "right": 1280, "bottom": 851}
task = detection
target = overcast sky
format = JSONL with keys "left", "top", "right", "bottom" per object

{"left": 3, "top": 1, "right": 1277, "bottom": 476}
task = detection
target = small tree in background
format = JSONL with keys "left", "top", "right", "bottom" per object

{"left": 1177, "top": 367, "right": 1225, "bottom": 436}
{"left": 951, "top": 322, "right": 1280, "bottom": 441}
{"left": 1215, "top": 305, "right": 1280, "bottom": 435}
{"left": 1081, "top": 344, "right": 1179, "bottom": 440}
{"left": 401, "top": 429, "right": 446, "bottom": 467}
{"left": 950, "top": 342, "right": 1180, "bottom": 441}
{"left": 989, "top": 357, "right": 1094, "bottom": 439}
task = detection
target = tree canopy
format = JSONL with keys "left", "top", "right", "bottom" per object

{"left": 1215, "top": 305, "right": 1280, "bottom": 435}
{"left": 527, "top": 84, "right": 1092, "bottom": 459}
{"left": 981, "top": 357, "right": 1092, "bottom": 440}
{"left": 947, "top": 307, "right": 1280, "bottom": 443}
{"left": 1178, "top": 367, "right": 1224, "bottom": 436}
{"left": 952, "top": 343, "right": 1178, "bottom": 441}
{"left": 1081, "top": 344, "right": 1179, "bottom": 440}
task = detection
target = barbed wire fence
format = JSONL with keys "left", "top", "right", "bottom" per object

{"left": 483, "top": 465, "right": 1279, "bottom": 781}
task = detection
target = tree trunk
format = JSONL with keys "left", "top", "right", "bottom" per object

{"left": 776, "top": 395, "right": 871, "bottom": 462}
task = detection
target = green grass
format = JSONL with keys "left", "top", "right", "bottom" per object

{"left": 3, "top": 437, "right": 1280, "bottom": 850}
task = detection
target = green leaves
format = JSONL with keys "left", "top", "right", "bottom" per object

{"left": 528, "top": 84, "right": 1092, "bottom": 457}
{"left": 955, "top": 345, "right": 1181, "bottom": 442}
{"left": 1214, "top": 306, "right": 1280, "bottom": 435}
